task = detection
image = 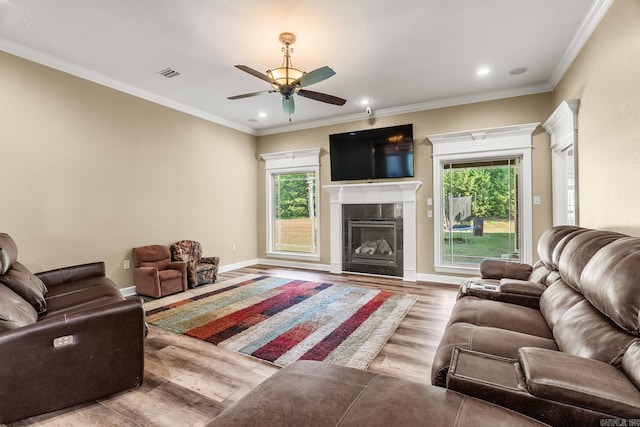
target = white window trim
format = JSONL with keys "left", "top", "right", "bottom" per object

{"left": 427, "top": 123, "right": 539, "bottom": 275}
{"left": 260, "top": 148, "right": 321, "bottom": 261}
{"left": 543, "top": 99, "right": 580, "bottom": 226}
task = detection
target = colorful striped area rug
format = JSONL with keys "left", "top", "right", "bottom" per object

{"left": 145, "top": 274, "right": 417, "bottom": 369}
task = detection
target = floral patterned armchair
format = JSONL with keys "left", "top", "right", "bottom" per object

{"left": 170, "top": 240, "right": 219, "bottom": 288}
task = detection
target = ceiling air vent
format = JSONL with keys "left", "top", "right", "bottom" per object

{"left": 157, "top": 68, "right": 182, "bottom": 79}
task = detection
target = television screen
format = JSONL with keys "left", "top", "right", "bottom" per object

{"left": 329, "top": 124, "right": 414, "bottom": 181}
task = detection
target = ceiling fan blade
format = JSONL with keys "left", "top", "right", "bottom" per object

{"left": 227, "top": 90, "right": 276, "bottom": 100}
{"left": 293, "top": 66, "right": 336, "bottom": 87}
{"left": 282, "top": 96, "right": 295, "bottom": 114}
{"left": 235, "top": 65, "right": 277, "bottom": 85}
{"left": 298, "top": 89, "right": 346, "bottom": 106}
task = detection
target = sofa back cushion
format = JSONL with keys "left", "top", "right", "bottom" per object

{"left": 539, "top": 280, "right": 584, "bottom": 330}
{"left": 133, "top": 245, "right": 170, "bottom": 270}
{"left": 553, "top": 300, "right": 636, "bottom": 366}
{"left": 557, "top": 229, "right": 626, "bottom": 292}
{"left": 536, "top": 226, "right": 583, "bottom": 270}
{"left": 0, "top": 283, "right": 38, "bottom": 330}
{"left": 0, "top": 233, "right": 18, "bottom": 275}
{"left": 0, "top": 262, "right": 48, "bottom": 314}
{"left": 580, "top": 237, "right": 640, "bottom": 335}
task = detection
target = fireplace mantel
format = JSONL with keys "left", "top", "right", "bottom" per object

{"left": 324, "top": 181, "right": 422, "bottom": 281}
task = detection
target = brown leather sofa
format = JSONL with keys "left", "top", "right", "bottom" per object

{"left": 212, "top": 361, "right": 548, "bottom": 426}
{"left": 0, "top": 233, "right": 146, "bottom": 423}
{"left": 431, "top": 226, "right": 640, "bottom": 426}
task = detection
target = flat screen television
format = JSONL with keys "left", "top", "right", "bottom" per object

{"left": 329, "top": 124, "right": 414, "bottom": 181}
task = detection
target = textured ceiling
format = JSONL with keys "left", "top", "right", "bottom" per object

{"left": 0, "top": 0, "right": 611, "bottom": 135}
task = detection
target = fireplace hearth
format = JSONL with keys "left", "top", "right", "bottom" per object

{"left": 343, "top": 204, "right": 403, "bottom": 277}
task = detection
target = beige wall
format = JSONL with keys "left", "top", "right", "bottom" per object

{"left": 4, "top": 0, "right": 636, "bottom": 287}
{"left": 552, "top": 0, "right": 640, "bottom": 235}
{"left": 0, "top": 51, "right": 259, "bottom": 288}
{"left": 257, "top": 93, "right": 554, "bottom": 275}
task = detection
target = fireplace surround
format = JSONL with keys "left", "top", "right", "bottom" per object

{"left": 324, "top": 181, "right": 422, "bottom": 281}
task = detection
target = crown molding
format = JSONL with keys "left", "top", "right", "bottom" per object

{"left": 549, "top": 0, "right": 614, "bottom": 88}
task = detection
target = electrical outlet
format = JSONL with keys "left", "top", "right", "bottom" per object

{"left": 232, "top": 243, "right": 237, "bottom": 251}
{"left": 124, "top": 259, "right": 131, "bottom": 270}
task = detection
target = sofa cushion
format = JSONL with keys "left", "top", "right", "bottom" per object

{"left": 580, "top": 237, "right": 640, "bottom": 335}
{"left": 557, "top": 229, "right": 626, "bottom": 292}
{"left": 553, "top": 300, "right": 636, "bottom": 366}
{"left": 0, "top": 262, "right": 48, "bottom": 313}
{"left": 0, "top": 283, "right": 38, "bottom": 330}
{"left": 536, "top": 225, "right": 582, "bottom": 269}
{"left": 539, "top": 280, "right": 584, "bottom": 330}
{"left": 447, "top": 297, "right": 553, "bottom": 339}
{"left": 480, "top": 260, "right": 532, "bottom": 281}
{"left": 0, "top": 233, "right": 18, "bottom": 275}
{"left": 133, "top": 245, "right": 171, "bottom": 270}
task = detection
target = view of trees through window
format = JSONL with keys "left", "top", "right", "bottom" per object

{"left": 273, "top": 172, "right": 317, "bottom": 253}
{"left": 443, "top": 158, "right": 520, "bottom": 265}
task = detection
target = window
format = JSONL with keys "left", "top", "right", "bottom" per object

{"left": 443, "top": 158, "right": 520, "bottom": 265}
{"left": 260, "top": 148, "right": 320, "bottom": 261}
{"left": 273, "top": 172, "right": 317, "bottom": 253}
{"left": 428, "top": 124, "right": 537, "bottom": 274}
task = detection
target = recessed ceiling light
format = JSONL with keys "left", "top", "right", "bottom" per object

{"left": 258, "top": 112, "right": 267, "bottom": 118}
{"left": 476, "top": 67, "right": 490, "bottom": 77}
{"left": 357, "top": 98, "right": 372, "bottom": 106}
{"left": 509, "top": 67, "right": 528, "bottom": 75}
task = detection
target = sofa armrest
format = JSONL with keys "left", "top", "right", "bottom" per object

{"left": 36, "top": 261, "right": 106, "bottom": 287}
{"left": 458, "top": 278, "right": 542, "bottom": 308}
{"left": 167, "top": 260, "right": 187, "bottom": 273}
{"left": 0, "top": 297, "right": 145, "bottom": 423}
{"left": 201, "top": 256, "right": 220, "bottom": 266}
{"left": 480, "top": 259, "right": 532, "bottom": 280}
{"left": 499, "top": 279, "right": 545, "bottom": 296}
{"left": 519, "top": 347, "right": 640, "bottom": 418}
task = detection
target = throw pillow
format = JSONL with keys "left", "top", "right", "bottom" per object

{"left": 0, "top": 284, "right": 38, "bottom": 329}
{"left": 0, "top": 262, "right": 48, "bottom": 314}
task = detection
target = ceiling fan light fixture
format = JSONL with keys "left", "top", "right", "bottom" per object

{"left": 228, "top": 32, "right": 346, "bottom": 116}
{"left": 267, "top": 67, "right": 304, "bottom": 88}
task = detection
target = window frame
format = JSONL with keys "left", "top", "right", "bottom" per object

{"left": 543, "top": 99, "right": 580, "bottom": 226}
{"left": 260, "top": 148, "right": 321, "bottom": 261}
{"left": 428, "top": 124, "right": 538, "bottom": 275}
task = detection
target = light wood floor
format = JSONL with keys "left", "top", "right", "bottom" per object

{"left": 9, "top": 265, "right": 457, "bottom": 427}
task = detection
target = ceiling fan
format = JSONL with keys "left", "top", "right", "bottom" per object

{"left": 228, "top": 32, "right": 346, "bottom": 116}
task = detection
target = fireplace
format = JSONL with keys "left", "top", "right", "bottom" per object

{"left": 343, "top": 204, "right": 403, "bottom": 277}
{"left": 324, "top": 181, "right": 422, "bottom": 281}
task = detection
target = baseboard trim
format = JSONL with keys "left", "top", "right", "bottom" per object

{"left": 415, "top": 273, "right": 466, "bottom": 286}
{"left": 218, "top": 259, "right": 262, "bottom": 273}
{"left": 119, "top": 260, "right": 466, "bottom": 296}
{"left": 120, "top": 285, "right": 137, "bottom": 297}
{"left": 256, "top": 258, "right": 332, "bottom": 272}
